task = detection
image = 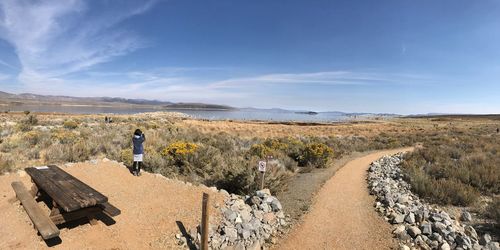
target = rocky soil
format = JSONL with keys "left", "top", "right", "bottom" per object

{"left": 368, "top": 153, "right": 499, "bottom": 250}
{"left": 178, "top": 188, "right": 289, "bottom": 250}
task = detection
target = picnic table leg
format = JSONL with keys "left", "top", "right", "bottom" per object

{"left": 87, "top": 215, "right": 98, "bottom": 226}
{"left": 49, "top": 201, "right": 61, "bottom": 217}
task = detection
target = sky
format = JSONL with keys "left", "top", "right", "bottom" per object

{"left": 0, "top": 0, "right": 499, "bottom": 114}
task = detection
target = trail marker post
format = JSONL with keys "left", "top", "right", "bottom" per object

{"left": 201, "top": 193, "right": 210, "bottom": 250}
{"left": 258, "top": 155, "right": 273, "bottom": 190}
{"left": 258, "top": 160, "right": 266, "bottom": 190}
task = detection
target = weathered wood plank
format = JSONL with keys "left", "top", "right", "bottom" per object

{"left": 48, "top": 165, "right": 107, "bottom": 206}
{"left": 49, "top": 206, "right": 102, "bottom": 225}
{"left": 11, "top": 182, "right": 60, "bottom": 240}
{"left": 26, "top": 167, "right": 81, "bottom": 212}
{"left": 99, "top": 202, "right": 121, "bottom": 217}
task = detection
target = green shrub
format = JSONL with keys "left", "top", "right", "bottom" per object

{"left": 120, "top": 148, "right": 133, "bottom": 166}
{"left": 0, "top": 154, "right": 14, "bottom": 174}
{"left": 24, "top": 130, "right": 41, "bottom": 145}
{"left": 403, "top": 160, "right": 480, "bottom": 206}
{"left": 63, "top": 120, "right": 79, "bottom": 129}
{"left": 17, "top": 114, "right": 38, "bottom": 131}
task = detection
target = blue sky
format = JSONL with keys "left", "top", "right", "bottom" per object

{"left": 0, "top": 0, "right": 499, "bottom": 114}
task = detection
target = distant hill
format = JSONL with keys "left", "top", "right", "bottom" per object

{"left": 0, "top": 91, "right": 234, "bottom": 110}
{"left": 163, "top": 103, "right": 233, "bottom": 110}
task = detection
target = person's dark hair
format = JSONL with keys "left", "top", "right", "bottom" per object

{"left": 134, "top": 129, "right": 142, "bottom": 136}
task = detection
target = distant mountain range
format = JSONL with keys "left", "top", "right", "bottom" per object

{"left": 0, "top": 91, "right": 234, "bottom": 110}
{"left": 0, "top": 91, "right": 403, "bottom": 115}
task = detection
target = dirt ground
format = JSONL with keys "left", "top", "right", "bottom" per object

{"left": 276, "top": 151, "right": 375, "bottom": 225}
{"left": 275, "top": 148, "right": 413, "bottom": 250}
{"left": 0, "top": 160, "right": 224, "bottom": 249}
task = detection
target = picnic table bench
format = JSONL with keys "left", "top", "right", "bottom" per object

{"left": 11, "top": 165, "right": 120, "bottom": 240}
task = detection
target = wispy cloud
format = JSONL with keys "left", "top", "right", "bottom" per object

{"left": 210, "top": 71, "right": 434, "bottom": 88}
{"left": 0, "top": 59, "right": 17, "bottom": 70}
{"left": 0, "top": 0, "right": 157, "bottom": 86}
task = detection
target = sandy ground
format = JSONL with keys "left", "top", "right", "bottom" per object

{"left": 275, "top": 148, "right": 414, "bottom": 250}
{"left": 0, "top": 160, "right": 224, "bottom": 249}
{"left": 277, "top": 151, "right": 375, "bottom": 225}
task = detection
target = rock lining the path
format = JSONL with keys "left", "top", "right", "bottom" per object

{"left": 177, "top": 188, "right": 289, "bottom": 249}
{"left": 368, "top": 153, "right": 499, "bottom": 250}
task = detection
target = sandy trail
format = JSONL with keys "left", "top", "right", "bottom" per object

{"left": 276, "top": 147, "right": 414, "bottom": 250}
{"left": 0, "top": 160, "right": 224, "bottom": 249}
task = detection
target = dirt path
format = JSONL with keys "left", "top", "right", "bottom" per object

{"left": 275, "top": 147, "right": 414, "bottom": 250}
{"left": 277, "top": 151, "right": 376, "bottom": 225}
{"left": 0, "top": 160, "right": 224, "bottom": 249}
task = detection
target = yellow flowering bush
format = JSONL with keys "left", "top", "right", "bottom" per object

{"left": 249, "top": 143, "right": 272, "bottom": 158}
{"left": 161, "top": 141, "right": 198, "bottom": 157}
{"left": 161, "top": 141, "right": 198, "bottom": 167}
{"left": 299, "top": 143, "right": 333, "bottom": 168}
{"left": 263, "top": 138, "right": 288, "bottom": 151}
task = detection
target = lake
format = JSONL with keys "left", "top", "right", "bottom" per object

{"left": 0, "top": 104, "right": 362, "bottom": 122}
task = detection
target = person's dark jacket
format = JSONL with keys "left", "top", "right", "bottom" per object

{"left": 132, "top": 134, "right": 145, "bottom": 154}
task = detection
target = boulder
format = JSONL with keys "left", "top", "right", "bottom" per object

{"left": 464, "top": 225, "right": 478, "bottom": 241}
{"left": 433, "top": 222, "right": 447, "bottom": 234}
{"left": 256, "top": 189, "right": 271, "bottom": 198}
{"left": 486, "top": 242, "right": 500, "bottom": 250}
{"left": 405, "top": 212, "right": 416, "bottom": 224}
{"left": 407, "top": 226, "right": 422, "bottom": 238}
{"left": 392, "top": 213, "right": 406, "bottom": 224}
{"left": 393, "top": 225, "right": 406, "bottom": 235}
{"left": 440, "top": 242, "right": 451, "bottom": 250}
{"left": 421, "top": 223, "right": 432, "bottom": 235}
{"left": 271, "top": 199, "right": 283, "bottom": 211}
{"left": 480, "top": 234, "right": 492, "bottom": 246}
{"left": 224, "top": 226, "right": 238, "bottom": 243}
{"left": 460, "top": 211, "right": 472, "bottom": 222}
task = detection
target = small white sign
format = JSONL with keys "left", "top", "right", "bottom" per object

{"left": 258, "top": 161, "right": 266, "bottom": 172}
{"left": 35, "top": 166, "right": 49, "bottom": 170}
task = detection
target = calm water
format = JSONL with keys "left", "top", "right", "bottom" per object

{"left": 0, "top": 104, "right": 358, "bottom": 122}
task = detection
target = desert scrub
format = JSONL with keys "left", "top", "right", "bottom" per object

{"left": 298, "top": 142, "right": 333, "bottom": 168}
{"left": 51, "top": 129, "right": 78, "bottom": 144}
{"left": 24, "top": 130, "right": 41, "bottom": 145}
{"left": 486, "top": 197, "right": 500, "bottom": 226}
{"left": 249, "top": 143, "right": 273, "bottom": 158}
{"left": 120, "top": 148, "right": 133, "bottom": 166}
{"left": 16, "top": 114, "right": 38, "bottom": 131}
{"left": 0, "top": 153, "right": 14, "bottom": 174}
{"left": 63, "top": 120, "right": 79, "bottom": 129}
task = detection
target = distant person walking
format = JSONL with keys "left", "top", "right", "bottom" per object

{"left": 132, "top": 129, "right": 145, "bottom": 176}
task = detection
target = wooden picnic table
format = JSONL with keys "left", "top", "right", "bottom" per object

{"left": 11, "top": 165, "right": 120, "bottom": 240}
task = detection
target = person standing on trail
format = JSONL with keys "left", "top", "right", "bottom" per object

{"left": 132, "top": 129, "right": 145, "bottom": 176}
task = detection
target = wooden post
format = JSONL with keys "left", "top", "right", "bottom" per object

{"left": 201, "top": 193, "right": 210, "bottom": 250}
{"left": 260, "top": 171, "right": 265, "bottom": 190}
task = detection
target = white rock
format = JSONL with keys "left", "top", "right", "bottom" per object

{"left": 440, "top": 242, "right": 451, "bottom": 250}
